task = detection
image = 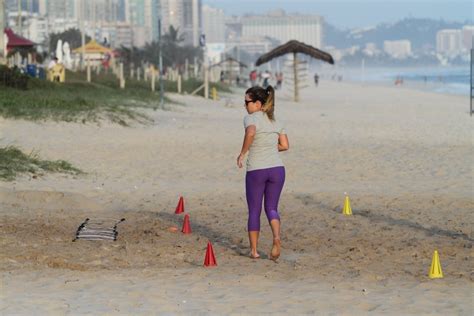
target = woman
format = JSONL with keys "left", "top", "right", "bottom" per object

{"left": 237, "top": 85, "right": 289, "bottom": 261}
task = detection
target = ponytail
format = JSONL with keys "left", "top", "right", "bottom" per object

{"left": 245, "top": 85, "right": 276, "bottom": 121}
{"left": 262, "top": 85, "right": 275, "bottom": 121}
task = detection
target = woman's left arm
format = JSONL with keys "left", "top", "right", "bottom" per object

{"left": 278, "top": 134, "right": 289, "bottom": 152}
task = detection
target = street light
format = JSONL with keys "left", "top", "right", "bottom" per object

{"left": 158, "top": 18, "right": 164, "bottom": 108}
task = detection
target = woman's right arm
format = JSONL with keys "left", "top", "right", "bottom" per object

{"left": 237, "top": 125, "right": 256, "bottom": 168}
{"left": 278, "top": 134, "right": 289, "bottom": 152}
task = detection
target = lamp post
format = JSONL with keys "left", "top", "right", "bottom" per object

{"left": 79, "top": 0, "right": 85, "bottom": 70}
{"left": 0, "top": 0, "right": 5, "bottom": 63}
{"left": 159, "top": 18, "right": 164, "bottom": 108}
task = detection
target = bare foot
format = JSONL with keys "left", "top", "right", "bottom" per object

{"left": 250, "top": 251, "right": 260, "bottom": 259}
{"left": 270, "top": 238, "right": 281, "bottom": 261}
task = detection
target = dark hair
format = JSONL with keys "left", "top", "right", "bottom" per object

{"left": 245, "top": 85, "right": 275, "bottom": 121}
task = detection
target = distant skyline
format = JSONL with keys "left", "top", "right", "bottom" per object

{"left": 203, "top": 0, "right": 473, "bottom": 29}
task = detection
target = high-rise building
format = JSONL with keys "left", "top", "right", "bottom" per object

{"left": 124, "top": 0, "right": 159, "bottom": 45}
{"left": 0, "top": 0, "right": 5, "bottom": 60}
{"left": 6, "top": 0, "right": 39, "bottom": 14}
{"left": 126, "top": 0, "right": 145, "bottom": 26}
{"left": 27, "top": 13, "right": 48, "bottom": 45}
{"left": 161, "top": 0, "right": 182, "bottom": 35}
{"left": 202, "top": 4, "right": 224, "bottom": 43}
{"left": 117, "top": 0, "right": 126, "bottom": 21}
{"left": 383, "top": 40, "right": 411, "bottom": 58}
{"left": 44, "top": 0, "right": 75, "bottom": 20}
{"left": 436, "top": 29, "right": 463, "bottom": 55}
{"left": 241, "top": 10, "right": 323, "bottom": 49}
{"left": 161, "top": 0, "right": 201, "bottom": 46}
{"left": 462, "top": 25, "right": 474, "bottom": 50}
{"left": 145, "top": 0, "right": 160, "bottom": 42}
{"left": 182, "top": 0, "right": 201, "bottom": 47}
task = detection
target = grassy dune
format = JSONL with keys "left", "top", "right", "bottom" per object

{"left": 0, "top": 146, "right": 83, "bottom": 181}
{"left": 0, "top": 69, "right": 231, "bottom": 125}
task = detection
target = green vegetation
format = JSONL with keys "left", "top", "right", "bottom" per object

{"left": 0, "top": 66, "right": 231, "bottom": 125}
{"left": 0, "top": 146, "right": 83, "bottom": 181}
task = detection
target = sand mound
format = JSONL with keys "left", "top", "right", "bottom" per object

{"left": 0, "top": 190, "right": 103, "bottom": 214}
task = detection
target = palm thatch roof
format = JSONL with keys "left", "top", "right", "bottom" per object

{"left": 210, "top": 57, "right": 247, "bottom": 68}
{"left": 255, "top": 40, "right": 334, "bottom": 66}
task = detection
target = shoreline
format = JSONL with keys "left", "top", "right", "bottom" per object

{"left": 314, "top": 65, "right": 470, "bottom": 97}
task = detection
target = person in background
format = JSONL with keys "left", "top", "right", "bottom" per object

{"left": 250, "top": 70, "right": 257, "bottom": 87}
{"left": 48, "top": 57, "right": 58, "bottom": 70}
{"left": 262, "top": 70, "right": 271, "bottom": 89}
{"left": 276, "top": 72, "right": 283, "bottom": 90}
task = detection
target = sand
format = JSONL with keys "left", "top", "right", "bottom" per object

{"left": 1, "top": 80, "right": 472, "bottom": 314}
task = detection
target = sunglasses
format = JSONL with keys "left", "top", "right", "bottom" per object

{"left": 244, "top": 99, "right": 254, "bottom": 106}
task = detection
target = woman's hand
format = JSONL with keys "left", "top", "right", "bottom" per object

{"left": 237, "top": 153, "right": 245, "bottom": 168}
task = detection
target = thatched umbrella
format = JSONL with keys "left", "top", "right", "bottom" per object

{"left": 255, "top": 40, "right": 334, "bottom": 102}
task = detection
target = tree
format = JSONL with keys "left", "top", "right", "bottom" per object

{"left": 116, "top": 45, "right": 144, "bottom": 73}
{"left": 48, "top": 28, "right": 91, "bottom": 54}
{"left": 142, "top": 26, "right": 202, "bottom": 70}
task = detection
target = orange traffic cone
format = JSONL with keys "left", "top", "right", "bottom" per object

{"left": 204, "top": 241, "right": 217, "bottom": 267}
{"left": 175, "top": 196, "right": 184, "bottom": 214}
{"left": 181, "top": 214, "right": 192, "bottom": 234}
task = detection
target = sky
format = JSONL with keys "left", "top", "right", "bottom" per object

{"left": 203, "top": 0, "right": 473, "bottom": 29}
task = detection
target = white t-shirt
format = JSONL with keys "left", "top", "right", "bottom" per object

{"left": 243, "top": 111, "right": 286, "bottom": 171}
{"left": 48, "top": 60, "right": 57, "bottom": 69}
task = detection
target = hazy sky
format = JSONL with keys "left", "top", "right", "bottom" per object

{"left": 203, "top": 0, "right": 473, "bottom": 29}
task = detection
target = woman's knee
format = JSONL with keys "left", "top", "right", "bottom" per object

{"left": 265, "top": 209, "right": 280, "bottom": 222}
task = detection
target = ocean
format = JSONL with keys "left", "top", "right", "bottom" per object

{"left": 319, "top": 66, "right": 471, "bottom": 96}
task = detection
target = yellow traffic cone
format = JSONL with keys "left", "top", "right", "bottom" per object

{"left": 428, "top": 250, "right": 443, "bottom": 279}
{"left": 342, "top": 194, "right": 352, "bottom": 215}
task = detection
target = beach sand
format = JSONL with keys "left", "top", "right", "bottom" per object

{"left": 1, "top": 80, "right": 472, "bottom": 314}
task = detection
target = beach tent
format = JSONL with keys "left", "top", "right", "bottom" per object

{"left": 256, "top": 40, "right": 334, "bottom": 102}
{"left": 4, "top": 28, "right": 36, "bottom": 65}
{"left": 4, "top": 28, "right": 36, "bottom": 52}
{"left": 72, "top": 39, "right": 112, "bottom": 67}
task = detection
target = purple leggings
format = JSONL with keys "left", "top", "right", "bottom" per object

{"left": 246, "top": 166, "right": 285, "bottom": 231}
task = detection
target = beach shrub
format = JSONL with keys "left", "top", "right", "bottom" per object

{"left": 0, "top": 65, "right": 29, "bottom": 90}
{"left": 0, "top": 146, "right": 83, "bottom": 181}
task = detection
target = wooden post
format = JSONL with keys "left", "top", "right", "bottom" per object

{"left": 293, "top": 52, "right": 299, "bottom": 102}
{"left": 130, "top": 67, "right": 134, "bottom": 79}
{"left": 184, "top": 58, "right": 189, "bottom": 80}
{"left": 194, "top": 57, "right": 198, "bottom": 78}
{"left": 137, "top": 67, "right": 141, "bottom": 81}
{"left": 120, "top": 62, "right": 125, "bottom": 89}
{"left": 177, "top": 74, "right": 182, "bottom": 94}
{"left": 87, "top": 59, "right": 91, "bottom": 82}
{"left": 151, "top": 67, "right": 156, "bottom": 92}
{"left": 144, "top": 65, "right": 148, "bottom": 82}
{"left": 16, "top": 52, "right": 21, "bottom": 66}
{"left": 204, "top": 67, "right": 209, "bottom": 99}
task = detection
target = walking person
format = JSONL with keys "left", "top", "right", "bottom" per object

{"left": 276, "top": 72, "right": 283, "bottom": 90}
{"left": 261, "top": 70, "right": 271, "bottom": 89}
{"left": 237, "top": 85, "right": 289, "bottom": 261}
